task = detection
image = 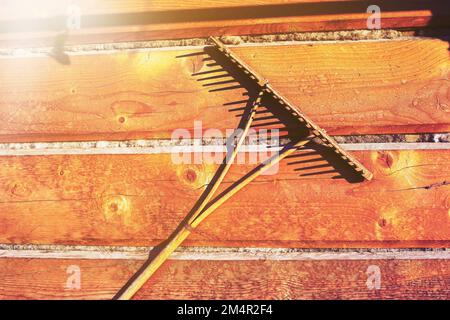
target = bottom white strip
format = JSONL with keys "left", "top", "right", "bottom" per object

{"left": 0, "top": 245, "right": 448, "bottom": 261}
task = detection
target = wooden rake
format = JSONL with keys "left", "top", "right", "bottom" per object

{"left": 113, "top": 37, "right": 372, "bottom": 300}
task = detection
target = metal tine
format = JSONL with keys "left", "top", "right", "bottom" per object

{"left": 209, "top": 36, "right": 373, "bottom": 181}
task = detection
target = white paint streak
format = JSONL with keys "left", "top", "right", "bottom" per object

{"left": 0, "top": 245, "right": 448, "bottom": 261}
{"left": 0, "top": 37, "right": 415, "bottom": 59}
{"left": 0, "top": 143, "right": 448, "bottom": 156}
{"left": 343, "top": 143, "right": 450, "bottom": 151}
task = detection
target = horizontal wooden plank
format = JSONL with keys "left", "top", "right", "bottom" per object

{"left": 1, "top": 38, "right": 449, "bottom": 142}
{"left": 0, "top": 0, "right": 417, "bottom": 19}
{"left": 1, "top": 0, "right": 449, "bottom": 47}
{"left": 0, "top": 149, "right": 449, "bottom": 248}
{"left": 0, "top": 258, "right": 448, "bottom": 299}
{"left": 0, "top": 1, "right": 348, "bottom": 19}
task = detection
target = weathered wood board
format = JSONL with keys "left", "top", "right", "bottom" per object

{"left": 0, "top": 258, "right": 448, "bottom": 299}
{"left": 1, "top": 39, "right": 449, "bottom": 142}
{"left": 1, "top": 0, "right": 449, "bottom": 46}
{"left": 0, "top": 149, "right": 449, "bottom": 248}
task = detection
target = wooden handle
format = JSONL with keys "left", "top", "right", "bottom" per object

{"left": 113, "top": 137, "right": 311, "bottom": 300}
{"left": 113, "top": 225, "right": 191, "bottom": 300}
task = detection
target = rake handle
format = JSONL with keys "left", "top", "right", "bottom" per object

{"left": 114, "top": 225, "right": 192, "bottom": 300}
{"left": 114, "top": 138, "right": 310, "bottom": 300}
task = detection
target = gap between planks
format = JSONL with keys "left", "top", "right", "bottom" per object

{"left": 0, "top": 244, "right": 448, "bottom": 261}
{"left": 0, "top": 36, "right": 425, "bottom": 58}
{"left": 0, "top": 142, "right": 449, "bottom": 156}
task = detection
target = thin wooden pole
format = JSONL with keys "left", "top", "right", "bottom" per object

{"left": 114, "top": 90, "right": 262, "bottom": 300}
{"left": 188, "top": 89, "right": 264, "bottom": 226}
{"left": 190, "top": 138, "right": 312, "bottom": 227}
{"left": 114, "top": 137, "right": 311, "bottom": 300}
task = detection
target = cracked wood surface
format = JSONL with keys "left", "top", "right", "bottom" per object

{"left": 1, "top": 0, "right": 449, "bottom": 47}
{"left": 0, "top": 258, "right": 448, "bottom": 299}
{"left": 0, "top": 150, "right": 449, "bottom": 248}
{"left": 0, "top": 38, "right": 449, "bottom": 142}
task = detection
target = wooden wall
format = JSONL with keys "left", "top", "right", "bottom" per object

{"left": 0, "top": 0, "right": 449, "bottom": 300}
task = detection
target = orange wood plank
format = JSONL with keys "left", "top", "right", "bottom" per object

{"left": 0, "top": 0, "right": 449, "bottom": 47}
{"left": 0, "top": 1, "right": 352, "bottom": 19}
{"left": 0, "top": 150, "right": 449, "bottom": 248}
{"left": 1, "top": 38, "right": 449, "bottom": 142}
{"left": 0, "top": 258, "right": 448, "bottom": 299}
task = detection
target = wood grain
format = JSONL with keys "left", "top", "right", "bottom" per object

{"left": 1, "top": 39, "right": 449, "bottom": 142}
{"left": 0, "top": 258, "right": 447, "bottom": 299}
{"left": 0, "top": 1, "right": 353, "bottom": 19}
{"left": 0, "top": 150, "right": 449, "bottom": 248}
{"left": 1, "top": 0, "right": 449, "bottom": 47}
{"left": 0, "top": 1, "right": 404, "bottom": 19}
